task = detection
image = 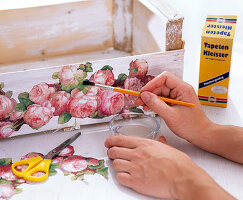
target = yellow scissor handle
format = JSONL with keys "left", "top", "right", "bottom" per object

{"left": 23, "top": 159, "right": 51, "bottom": 182}
{"left": 12, "top": 156, "right": 43, "bottom": 178}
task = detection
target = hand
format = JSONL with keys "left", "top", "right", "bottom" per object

{"left": 135, "top": 71, "right": 213, "bottom": 146}
{"left": 105, "top": 135, "right": 197, "bottom": 199}
{"left": 105, "top": 135, "right": 236, "bottom": 200}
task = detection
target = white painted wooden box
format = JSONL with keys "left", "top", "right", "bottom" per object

{"left": 0, "top": 0, "right": 184, "bottom": 139}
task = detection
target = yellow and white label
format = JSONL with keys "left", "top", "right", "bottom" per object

{"left": 198, "top": 15, "right": 237, "bottom": 107}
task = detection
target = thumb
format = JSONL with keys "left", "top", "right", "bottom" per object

{"left": 140, "top": 91, "right": 172, "bottom": 119}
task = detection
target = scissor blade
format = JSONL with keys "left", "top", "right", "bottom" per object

{"left": 44, "top": 132, "right": 81, "bottom": 159}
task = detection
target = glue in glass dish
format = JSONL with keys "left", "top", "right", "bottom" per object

{"left": 109, "top": 113, "right": 160, "bottom": 139}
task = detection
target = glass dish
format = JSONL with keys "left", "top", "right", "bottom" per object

{"left": 109, "top": 113, "right": 160, "bottom": 139}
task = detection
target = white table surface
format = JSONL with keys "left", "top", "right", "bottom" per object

{"left": 171, "top": 0, "right": 243, "bottom": 126}
{"left": 0, "top": 0, "right": 243, "bottom": 199}
{"left": 167, "top": 0, "right": 243, "bottom": 199}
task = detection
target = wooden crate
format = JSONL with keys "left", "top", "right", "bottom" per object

{"left": 0, "top": 0, "right": 184, "bottom": 72}
{"left": 0, "top": 0, "right": 184, "bottom": 139}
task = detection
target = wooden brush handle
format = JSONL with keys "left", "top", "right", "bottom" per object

{"left": 114, "top": 88, "right": 195, "bottom": 107}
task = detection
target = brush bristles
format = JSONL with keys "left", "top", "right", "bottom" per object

{"left": 83, "top": 80, "right": 95, "bottom": 86}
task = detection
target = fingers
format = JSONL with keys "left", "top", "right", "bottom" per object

{"left": 134, "top": 97, "right": 143, "bottom": 106}
{"left": 134, "top": 98, "right": 149, "bottom": 111}
{"left": 143, "top": 105, "right": 150, "bottom": 111}
{"left": 141, "top": 71, "right": 183, "bottom": 93}
{"left": 116, "top": 172, "right": 133, "bottom": 188}
{"left": 105, "top": 135, "right": 142, "bottom": 149}
{"left": 140, "top": 92, "right": 172, "bottom": 119}
{"left": 136, "top": 72, "right": 184, "bottom": 109}
{"left": 105, "top": 136, "right": 144, "bottom": 161}
{"left": 107, "top": 147, "right": 134, "bottom": 160}
{"left": 113, "top": 159, "right": 133, "bottom": 173}
{"left": 151, "top": 87, "right": 170, "bottom": 98}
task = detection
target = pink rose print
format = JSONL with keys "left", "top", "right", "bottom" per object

{"left": 29, "top": 83, "right": 55, "bottom": 104}
{"left": 9, "top": 110, "right": 23, "bottom": 121}
{"left": 0, "top": 59, "right": 152, "bottom": 139}
{"left": 58, "top": 145, "right": 74, "bottom": 157}
{"left": 87, "top": 158, "right": 99, "bottom": 166}
{"left": 99, "top": 90, "right": 124, "bottom": 115}
{"left": 90, "top": 69, "right": 115, "bottom": 86}
{"left": 142, "top": 75, "right": 155, "bottom": 85}
{"left": 0, "top": 183, "right": 16, "bottom": 199}
{"left": 52, "top": 157, "right": 64, "bottom": 164}
{"left": 68, "top": 94, "right": 98, "bottom": 118}
{"left": 25, "top": 172, "right": 46, "bottom": 185}
{"left": 24, "top": 104, "right": 54, "bottom": 129}
{"left": 49, "top": 91, "right": 71, "bottom": 116}
{"left": 39, "top": 100, "right": 55, "bottom": 112}
{"left": 70, "top": 88, "right": 84, "bottom": 99}
{"left": 21, "top": 152, "right": 44, "bottom": 160}
{"left": 0, "top": 122, "right": 14, "bottom": 139}
{"left": 121, "top": 107, "right": 131, "bottom": 119}
{"left": 0, "top": 145, "right": 108, "bottom": 198}
{"left": 0, "top": 164, "right": 17, "bottom": 181}
{"left": 86, "top": 86, "right": 100, "bottom": 96}
{"left": 59, "top": 65, "right": 85, "bottom": 86}
{"left": 60, "top": 156, "right": 87, "bottom": 173}
{"left": 129, "top": 59, "right": 148, "bottom": 78}
{"left": 124, "top": 77, "right": 144, "bottom": 106}
{"left": 14, "top": 152, "right": 44, "bottom": 173}
{"left": 71, "top": 87, "right": 99, "bottom": 99}
{"left": 123, "top": 95, "right": 134, "bottom": 107}
{"left": 0, "top": 95, "right": 15, "bottom": 119}
{"left": 124, "top": 77, "right": 144, "bottom": 93}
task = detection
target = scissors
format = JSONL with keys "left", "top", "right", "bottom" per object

{"left": 12, "top": 132, "right": 81, "bottom": 182}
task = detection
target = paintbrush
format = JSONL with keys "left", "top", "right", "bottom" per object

{"left": 83, "top": 80, "right": 195, "bottom": 107}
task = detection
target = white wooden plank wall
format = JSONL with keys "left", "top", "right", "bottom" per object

{"left": 0, "top": 0, "right": 113, "bottom": 64}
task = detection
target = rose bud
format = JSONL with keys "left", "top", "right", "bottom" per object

{"left": 90, "top": 69, "right": 115, "bottom": 86}
{"left": 59, "top": 65, "right": 86, "bottom": 86}
{"left": 0, "top": 122, "right": 14, "bottom": 139}
{"left": 129, "top": 59, "right": 148, "bottom": 78}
